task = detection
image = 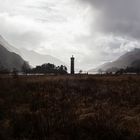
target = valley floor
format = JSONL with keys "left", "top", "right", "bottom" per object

{"left": 0, "top": 75, "right": 140, "bottom": 140}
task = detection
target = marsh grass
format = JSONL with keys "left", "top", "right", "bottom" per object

{"left": 0, "top": 75, "right": 140, "bottom": 140}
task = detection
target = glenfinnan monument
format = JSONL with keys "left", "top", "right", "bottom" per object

{"left": 70, "top": 55, "right": 75, "bottom": 74}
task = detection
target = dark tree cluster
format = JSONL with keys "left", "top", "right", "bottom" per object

{"left": 116, "top": 67, "right": 140, "bottom": 75}
{"left": 0, "top": 68, "right": 9, "bottom": 74}
{"left": 0, "top": 61, "right": 30, "bottom": 74}
{"left": 0, "top": 62, "right": 67, "bottom": 75}
{"left": 29, "top": 63, "right": 67, "bottom": 75}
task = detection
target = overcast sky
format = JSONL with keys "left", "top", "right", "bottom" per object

{"left": 0, "top": 0, "right": 140, "bottom": 70}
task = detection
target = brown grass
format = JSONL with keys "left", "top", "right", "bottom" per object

{"left": 0, "top": 74, "right": 140, "bottom": 140}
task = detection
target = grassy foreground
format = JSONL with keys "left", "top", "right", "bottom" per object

{"left": 0, "top": 75, "right": 140, "bottom": 140}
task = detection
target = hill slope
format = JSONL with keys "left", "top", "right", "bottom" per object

{"left": 0, "top": 35, "right": 21, "bottom": 55}
{"left": 0, "top": 44, "right": 28, "bottom": 71}
{"left": 89, "top": 48, "right": 140, "bottom": 72}
{"left": 21, "top": 49, "right": 66, "bottom": 67}
{"left": 0, "top": 35, "right": 66, "bottom": 67}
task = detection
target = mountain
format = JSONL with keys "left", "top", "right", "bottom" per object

{"left": 21, "top": 49, "right": 66, "bottom": 67}
{"left": 131, "top": 59, "right": 140, "bottom": 68}
{"left": 0, "top": 44, "right": 28, "bottom": 71}
{"left": 0, "top": 35, "right": 66, "bottom": 67}
{"left": 89, "top": 48, "right": 140, "bottom": 72}
{"left": 0, "top": 35, "right": 21, "bottom": 55}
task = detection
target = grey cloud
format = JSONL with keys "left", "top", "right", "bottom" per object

{"left": 80, "top": 0, "right": 140, "bottom": 40}
{"left": 0, "top": 14, "right": 45, "bottom": 50}
{"left": 8, "top": 31, "right": 45, "bottom": 50}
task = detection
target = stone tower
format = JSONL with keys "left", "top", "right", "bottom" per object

{"left": 71, "top": 55, "right": 75, "bottom": 74}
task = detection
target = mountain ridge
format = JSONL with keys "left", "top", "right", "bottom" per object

{"left": 0, "top": 35, "right": 21, "bottom": 55}
{"left": 0, "top": 44, "right": 28, "bottom": 71}
{"left": 89, "top": 48, "right": 140, "bottom": 72}
{"left": 21, "top": 48, "right": 66, "bottom": 67}
{"left": 0, "top": 35, "right": 66, "bottom": 67}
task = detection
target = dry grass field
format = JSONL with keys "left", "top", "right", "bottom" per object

{"left": 0, "top": 74, "right": 140, "bottom": 140}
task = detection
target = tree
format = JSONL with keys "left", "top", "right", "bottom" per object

{"left": 22, "top": 61, "right": 30, "bottom": 74}
{"left": 79, "top": 70, "right": 83, "bottom": 74}
{"left": 98, "top": 69, "right": 103, "bottom": 75}
{"left": 30, "top": 63, "right": 67, "bottom": 75}
{"left": 12, "top": 68, "right": 18, "bottom": 78}
{"left": 57, "top": 65, "right": 67, "bottom": 74}
{"left": 0, "top": 65, "right": 9, "bottom": 74}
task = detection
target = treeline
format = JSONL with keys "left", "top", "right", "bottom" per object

{"left": 0, "top": 61, "right": 30, "bottom": 74}
{"left": 0, "top": 62, "right": 68, "bottom": 75}
{"left": 0, "top": 67, "right": 9, "bottom": 74}
{"left": 116, "top": 67, "right": 140, "bottom": 74}
{"left": 28, "top": 63, "right": 67, "bottom": 74}
{"left": 104, "top": 66, "right": 140, "bottom": 75}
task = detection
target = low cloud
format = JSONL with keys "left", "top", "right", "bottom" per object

{"left": 80, "top": 0, "right": 140, "bottom": 40}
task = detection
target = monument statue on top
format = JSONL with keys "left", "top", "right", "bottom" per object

{"left": 70, "top": 55, "right": 75, "bottom": 74}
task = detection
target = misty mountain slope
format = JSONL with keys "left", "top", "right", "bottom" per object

{"left": 89, "top": 48, "right": 140, "bottom": 72}
{"left": 0, "top": 35, "right": 66, "bottom": 67}
{"left": 0, "top": 44, "right": 27, "bottom": 71}
{"left": 131, "top": 59, "right": 140, "bottom": 68}
{"left": 21, "top": 49, "right": 66, "bottom": 67}
{"left": 0, "top": 35, "right": 21, "bottom": 55}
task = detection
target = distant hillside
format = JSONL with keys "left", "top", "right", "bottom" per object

{"left": 0, "top": 44, "right": 28, "bottom": 71}
{"left": 21, "top": 49, "right": 66, "bottom": 67}
{"left": 89, "top": 48, "right": 140, "bottom": 72}
{"left": 0, "top": 35, "right": 21, "bottom": 55}
{"left": 0, "top": 35, "right": 66, "bottom": 67}
{"left": 131, "top": 59, "right": 140, "bottom": 68}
